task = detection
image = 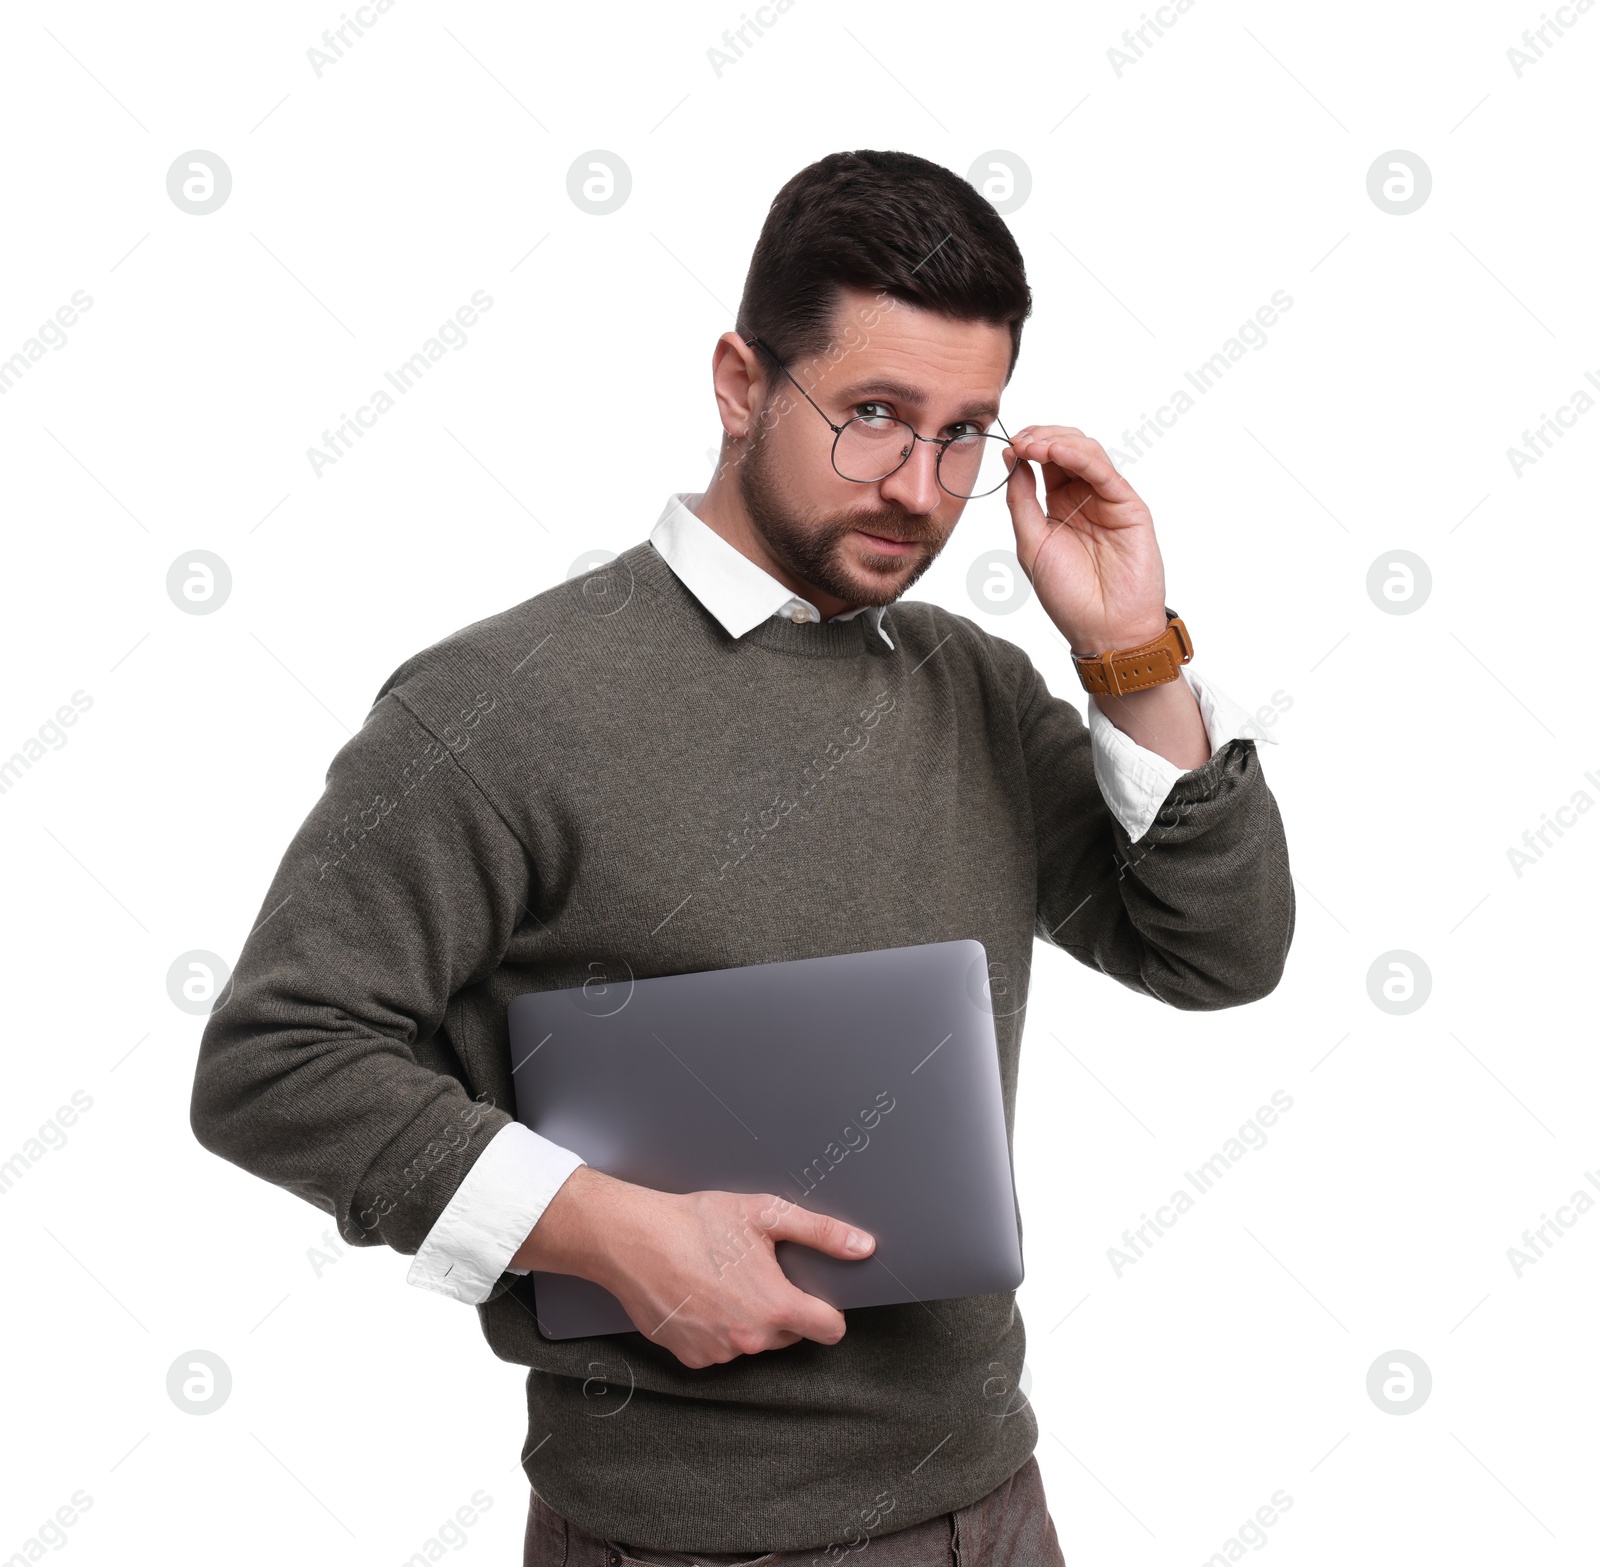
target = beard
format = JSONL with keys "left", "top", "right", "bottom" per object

{"left": 736, "top": 419, "right": 948, "bottom": 610}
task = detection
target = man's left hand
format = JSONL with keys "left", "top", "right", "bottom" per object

{"left": 1002, "top": 426, "right": 1170, "bottom": 654}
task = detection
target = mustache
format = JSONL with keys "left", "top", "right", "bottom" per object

{"left": 835, "top": 513, "right": 939, "bottom": 544}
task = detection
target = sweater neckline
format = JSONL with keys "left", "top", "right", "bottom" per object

{"left": 624, "top": 539, "right": 884, "bottom": 660}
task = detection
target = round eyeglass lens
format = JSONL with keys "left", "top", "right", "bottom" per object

{"left": 936, "top": 431, "right": 1017, "bottom": 498}
{"left": 833, "top": 416, "right": 1017, "bottom": 498}
{"left": 833, "top": 414, "right": 915, "bottom": 483}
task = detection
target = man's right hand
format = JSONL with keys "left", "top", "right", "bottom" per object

{"left": 510, "top": 1165, "right": 875, "bottom": 1370}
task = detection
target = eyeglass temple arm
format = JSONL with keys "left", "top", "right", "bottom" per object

{"left": 743, "top": 336, "right": 845, "bottom": 433}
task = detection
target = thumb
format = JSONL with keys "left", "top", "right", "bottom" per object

{"left": 761, "top": 1198, "right": 875, "bottom": 1261}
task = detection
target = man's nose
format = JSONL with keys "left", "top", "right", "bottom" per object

{"left": 878, "top": 435, "right": 943, "bottom": 514}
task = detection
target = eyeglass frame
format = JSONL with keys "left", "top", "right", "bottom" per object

{"left": 743, "top": 335, "right": 1019, "bottom": 500}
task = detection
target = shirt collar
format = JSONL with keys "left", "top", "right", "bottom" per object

{"left": 648, "top": 492, "right": 895, "bottom": 651}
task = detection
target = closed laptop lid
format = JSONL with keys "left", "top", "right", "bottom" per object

{"left": 507, "top": 937, "right": 1023, "bottom": 1340}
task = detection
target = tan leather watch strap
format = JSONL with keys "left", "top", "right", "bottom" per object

{"left": 1072, "top": 608, "right": 1193, "bottom": 697}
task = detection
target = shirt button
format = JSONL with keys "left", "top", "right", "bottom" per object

{"left": 788, "top": 606, "right": 807, "bottom": 622}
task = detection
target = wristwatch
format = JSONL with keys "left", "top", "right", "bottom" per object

{"left": 1072, "top": 607, "right": 1193, "bottom": 697}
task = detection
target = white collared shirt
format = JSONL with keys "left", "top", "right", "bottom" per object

{"left": 407, "top": 491, "right": 1276, "bottom": 1304}
{"left": 649, "top": 490, "right": 898, "bottom": 650}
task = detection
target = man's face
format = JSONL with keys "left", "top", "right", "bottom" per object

{"left": 736, "top": 287, "right": 1013, "bottom": 610}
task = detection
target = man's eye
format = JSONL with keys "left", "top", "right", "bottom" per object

{"left": 853, "top": 401, "right": 898, "bottom": 424}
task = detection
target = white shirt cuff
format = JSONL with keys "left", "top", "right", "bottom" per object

{"left": 1088, "top": 667, "right": 1278, "bottom": 843}
{"left": 406, "top": 1121, "right": 586, "bottom": 1305}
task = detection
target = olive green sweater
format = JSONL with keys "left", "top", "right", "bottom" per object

{"left": 189, "top": 539, "right": 1293, "bottom": 1550}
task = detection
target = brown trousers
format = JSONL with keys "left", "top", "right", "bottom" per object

{"left": 523, "top": 1453, "right": 1065, "bottom": 1565}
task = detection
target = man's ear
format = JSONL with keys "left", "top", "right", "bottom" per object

{"left": 711, "top": 331, "right": 767, "bottom": 440}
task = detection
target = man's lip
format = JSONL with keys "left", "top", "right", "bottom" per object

{"left": 856, "top": 528, "right": 921, "bottom": 547}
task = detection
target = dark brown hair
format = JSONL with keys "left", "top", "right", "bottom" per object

{"left": 734, "top": 149, "right": 1032, "bottom": 400}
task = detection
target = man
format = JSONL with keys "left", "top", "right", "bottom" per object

{"left": 191, "top": 148, "right": 1293, "bottom": 1564}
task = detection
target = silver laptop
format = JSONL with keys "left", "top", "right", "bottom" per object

{"left": 506, "top": 937, "right": 1024, "bottom": 1340}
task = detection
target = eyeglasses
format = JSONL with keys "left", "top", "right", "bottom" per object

{"left": 744, "top": 336, "right": 1019, "bottom": 500}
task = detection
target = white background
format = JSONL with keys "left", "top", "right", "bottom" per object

{"left": 2, "top": 0, "right": 1596, "bottom": 1561}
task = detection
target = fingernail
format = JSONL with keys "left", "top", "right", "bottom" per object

{"left": 846, "top": 1230, "right": 870, "bottom": 1253}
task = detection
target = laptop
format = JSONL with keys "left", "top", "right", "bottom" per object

{"left": 506, "top": 937, "right": 1024, "bottom": 1340}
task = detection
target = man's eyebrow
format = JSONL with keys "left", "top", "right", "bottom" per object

{"left": 832, "top": 378, "right": 1000, "bottom": 422}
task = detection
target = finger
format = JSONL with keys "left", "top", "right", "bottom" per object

{"left": 1009, "top": 430, "right": 1099, "bottom": 460}
{"left": 1014, "top": 435, "right": 1135, "bottom": 502}
{"left": 768, "top": 1276, "right": 848, "bottom": 1345}
{"left": 755, "top": 1200, "right": 871, "bottom": 1344}
{"left": 762, "top": 1198, "right": 875, "bottom": 1261}
{"left": 1011, "top": 425, "right": 1084, "bottom": 442}
{"left": 1001, "top": 448, "right": 1054, "bottom": 563}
